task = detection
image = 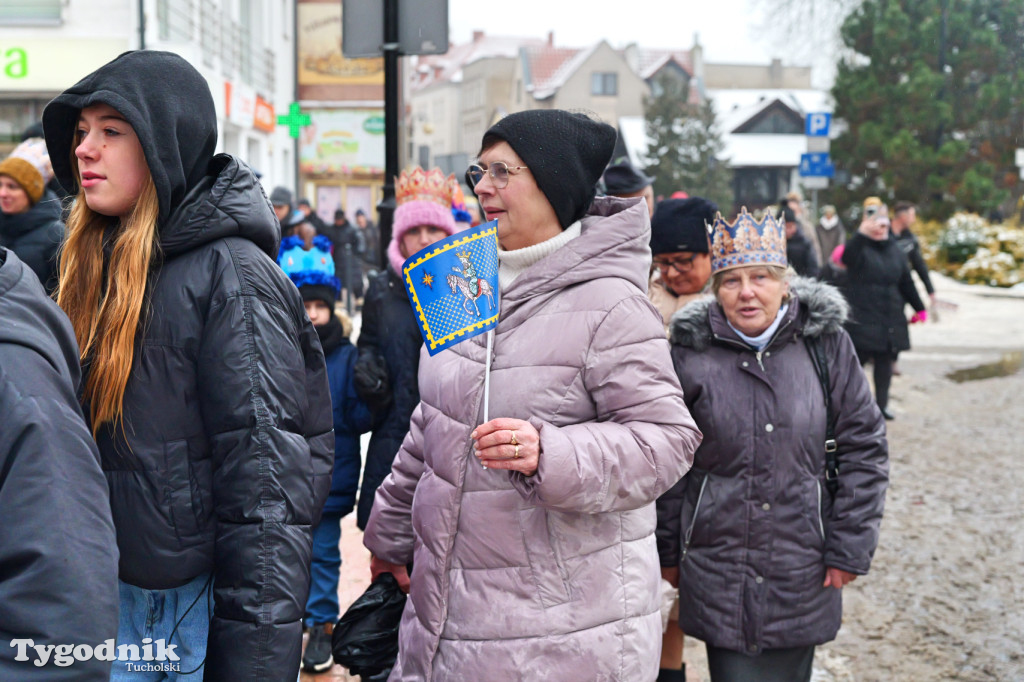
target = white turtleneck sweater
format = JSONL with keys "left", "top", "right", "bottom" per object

{"left": 497, "top": 221, "right": 582, "bottom": 290}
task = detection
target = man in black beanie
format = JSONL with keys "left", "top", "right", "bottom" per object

{"left": 648, "top": 197, "right": 718, "bottom": 328}
{"left": 603, "top": 158, "right": 656, "bottom": 218}
{"left": 479, "top": 109, "right": 617, "bottom": 230}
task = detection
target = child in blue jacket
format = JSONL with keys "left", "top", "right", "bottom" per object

{"left": 279, "top": 234, "right": 373, "bottom": 673}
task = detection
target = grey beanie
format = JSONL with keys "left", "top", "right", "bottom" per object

{"left": 269, "top": 185, "right": 293, "bottom": 207}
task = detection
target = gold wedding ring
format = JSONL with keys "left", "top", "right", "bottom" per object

{"left": 514, "top": 444, "right": 521, "bottom": 459}
{"left": 510, "top": 430, "right": 518, "bottom": 446}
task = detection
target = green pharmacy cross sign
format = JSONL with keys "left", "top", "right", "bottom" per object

{"left": 278, "top": 102, "right": 311, "bottom": 138}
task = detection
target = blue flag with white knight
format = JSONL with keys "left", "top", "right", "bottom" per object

{"left": 402, "top": 220, "right": 500, "bottom": 355}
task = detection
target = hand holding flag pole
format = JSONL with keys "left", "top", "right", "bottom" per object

{"left": 402, "top": 220, "right": 537, "bottom": 475}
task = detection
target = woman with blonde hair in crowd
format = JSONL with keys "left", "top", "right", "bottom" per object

{"left": 43, "top": 50, "right": 333, "bottom": 679}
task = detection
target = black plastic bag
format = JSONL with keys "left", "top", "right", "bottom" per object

{"left": 332, "top": 572, "right": 407, "bottom": 677}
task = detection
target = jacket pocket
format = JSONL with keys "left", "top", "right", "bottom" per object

{"left": 165, "top": 439, "right": 202, "bottom": 545}
{"left": 518, "top": 507, "right": 571, "bottom": 608}
{"left": 816, "top": 480, "right": 826, "bottom": 543}
{"left": 681, "top": 473, "right": 710, "bottom": 562}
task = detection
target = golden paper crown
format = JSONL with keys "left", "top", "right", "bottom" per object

{"left": 395, "top": 167, "right": 456, "bottom": 208}
{"left": 710, "top": 207, "right": 788, "bottom": 274}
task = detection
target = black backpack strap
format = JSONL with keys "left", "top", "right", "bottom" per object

{"left": 804, "top": 335, "right": 839, "bottom": 498}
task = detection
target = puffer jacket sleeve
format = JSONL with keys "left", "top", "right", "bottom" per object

{"left": 362, "top": 402, "right": 427, "bottom": 564}
{"left": 822, "top": 330, "right": 889, "bottom": 574}
{"left": 511, "top": 295, "right": 702, "bottom": 513}
{"left": 0, "top": 349, "right": 119, "bottom": 681}
{"left": 197, "top": 287, "right": 334, "bottom": 681}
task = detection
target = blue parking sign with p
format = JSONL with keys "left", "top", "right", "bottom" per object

{"left": 805, "top": 113, "right": 831, "bottom": 137}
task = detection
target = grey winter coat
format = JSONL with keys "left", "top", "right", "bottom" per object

{"left": 659, "top": 278, "right": 888, "bottom": 654}
{"left": 363, "top": 196, "right": 702, "bottom": 681}
{"left": 0, "top": 248, "right": 118, "bottom": 680}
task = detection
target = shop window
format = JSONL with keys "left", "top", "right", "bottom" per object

{"left": 0, "top": 0, "right": 61, "bottom": 24}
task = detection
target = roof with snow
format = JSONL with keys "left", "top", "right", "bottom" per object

{"left": 521, "top": 42, "right": 600, "bottom": 100}
{"left": 412, "top": 33, "right": 545, "bottom": 92}
{"left": 627, "top": 48, "right": 693, "bottom": 81}
{"left": 618, "top": 87, "right": 833, "bottom": 170}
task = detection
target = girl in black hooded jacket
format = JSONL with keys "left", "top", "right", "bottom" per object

{"left": 42, "top": 50, "right": 333, "bottom": 680}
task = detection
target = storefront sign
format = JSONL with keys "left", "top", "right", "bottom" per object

{"left": 254, "top": 96, "right": 276, "bottom": 133}
{"left": 225, "top": 81, "right": 256, "bottom": 128}
{"left": 0, "top": 39, "right": 129, "bottom": 91}
{"left": 299, "top": 109, "right": 385, "bottom": 176}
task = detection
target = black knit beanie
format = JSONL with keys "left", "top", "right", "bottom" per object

{"left": 300, "top": 284, "right": 337, "bottom": 309}
{"left": 483, "top": 110, "right": 617, "bottom": 228}
{"left": 650, "top": 197, "right": 718, "bottom": 255}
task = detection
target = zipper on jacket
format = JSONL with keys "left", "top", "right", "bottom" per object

{"left": 681, "top": 475, "right": 709, "bottom": 562}
{"left": 755, "top": 350, "right": 765, "bottom": 371}
{"left": 816, "top": 480, "right": 825, "bottom": 541}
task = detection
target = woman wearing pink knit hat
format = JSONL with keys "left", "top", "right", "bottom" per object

{"left": 353, "top": 166, "right": 456, "bottom": 532}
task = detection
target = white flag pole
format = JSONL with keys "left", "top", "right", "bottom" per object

{"left": 483, "top": 329, "right": 494, "bottom": 422}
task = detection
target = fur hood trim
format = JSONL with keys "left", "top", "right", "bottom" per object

{"left": 669, "top": 276, "right": 849, "bottom": 350}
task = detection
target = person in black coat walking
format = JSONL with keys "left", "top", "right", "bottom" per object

{"left": 298, "top": 196, "right": 328, "bottom": 234}
{"left": 42, "top": 50, "right": 334, "bottom": 680}
{"left": 0, "top": 145, "right": 64, "bottom": 294}
{"left": 890, "top": 201, "right": 935, "bottom": 305}
{"left": 841, "top": 205, "right": 927, "bottom": 420}
{"left": 353, "top": 167, "right": 456, "bottom": 530}
{"left": 321, "top": 209, "right": 365, "bottom": 302}
{"left": 0, "top": 247, "right": 119, "bottom": 680}
{"left": 780, "top": 206, "right": 820, "bottom": 278}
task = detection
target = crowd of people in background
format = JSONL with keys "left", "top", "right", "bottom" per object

{"left": 0, "top": 46, "right": 955, "bottom": 682}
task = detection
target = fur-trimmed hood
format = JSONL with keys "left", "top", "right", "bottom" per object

{"left": 669, "top": 276, "right": 849, "bottom": 351}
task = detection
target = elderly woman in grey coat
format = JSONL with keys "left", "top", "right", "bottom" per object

{"left": 657, "top": 209, "right": 889, "bottom": 682}
{"left": 363, "top": 109, "right": 702, "bottom": 681}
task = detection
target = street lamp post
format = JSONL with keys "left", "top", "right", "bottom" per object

{"left": 377, "top": 0, "right": 400, "bottom": 270}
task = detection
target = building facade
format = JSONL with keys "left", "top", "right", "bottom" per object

{"left": 0, "top": 0, "right": 297, "bottom": 192}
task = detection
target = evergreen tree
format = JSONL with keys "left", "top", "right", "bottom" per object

{"left": 643, "top": 73, "right": 734, "bottom": 211}
{"left": 830, "top": 0, "right": 1023, "bottom": 218}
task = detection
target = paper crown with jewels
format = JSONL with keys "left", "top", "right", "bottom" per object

{"left": 395, "top": 166, "right": 456, "bottom": 207}
{"left": 709, "top": 207, "right": 788, "bottom": 274}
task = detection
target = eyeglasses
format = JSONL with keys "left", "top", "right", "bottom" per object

{"left": 653, "top": 255, "right": 698, "bottom": 274}
{"left": 465, "top": 161, "right": 529, "bottom": 190}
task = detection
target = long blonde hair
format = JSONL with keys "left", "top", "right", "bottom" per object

{"left": 57, "top": 164, "right": 160, "bottom": 437}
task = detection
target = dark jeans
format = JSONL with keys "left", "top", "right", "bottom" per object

{"left": 305, "top": 512, "right": 343, "bottom": 625}
{"left": 706, "top": 644, "right": 815, "bottom": 682}
{"left": 857, "top": 349, "right": 895, "bottom": 410}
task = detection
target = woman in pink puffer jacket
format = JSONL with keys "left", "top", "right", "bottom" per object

{"left": 364, "top": 110, "right": 702, "bottom": 681}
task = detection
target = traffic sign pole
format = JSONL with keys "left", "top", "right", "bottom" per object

{"left": 802, "top": 113, "right": 833, "bottom": 216}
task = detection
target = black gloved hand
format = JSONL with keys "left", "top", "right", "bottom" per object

{"left": 354, "top": 352, "right": 392, "bottom": 413}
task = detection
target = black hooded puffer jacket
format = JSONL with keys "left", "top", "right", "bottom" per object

{"left": 42, "top": 51, "right": 334, "bottom": 681}
{"left": 658, "top": 278, "right": 889, "bottom": 654}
